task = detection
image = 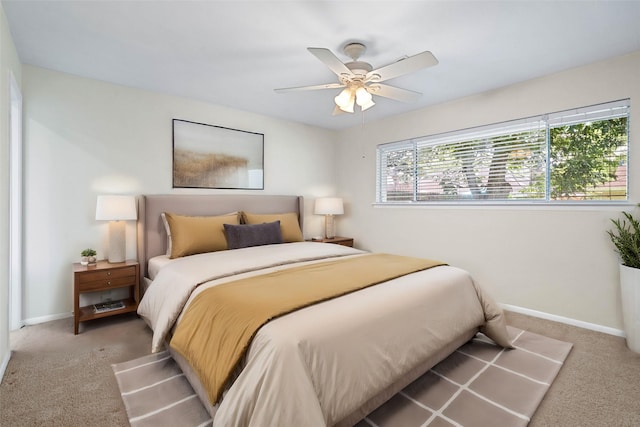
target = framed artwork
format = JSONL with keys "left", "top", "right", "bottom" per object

{"left": 172, "top": 119, "right": 264, "bottom": 189}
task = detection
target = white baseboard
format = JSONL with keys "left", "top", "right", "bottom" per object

{"left": 23, "top": 312, "right": 72, "bottom": 326}
{"left": 501, "top": 303, "right": 625, "bottom": 338}
{"left": 0, "top": 350, "right": 10, "bottom": 383}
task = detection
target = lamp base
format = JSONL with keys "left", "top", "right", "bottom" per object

{"left": 108, "top": 221, "right": 126, "bottom": 263}
{"left": 324, "top": 215, "right": 336, "bottom": 239}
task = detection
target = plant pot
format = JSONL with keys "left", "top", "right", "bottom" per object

{"left": 619, "top": 264, "right": 640, "bottom": 353}
{"left": 80, "top": 256, "right": 89, "bottom": 266}
{"left": 88, "top": 256, "right": 97, "bottom": 265}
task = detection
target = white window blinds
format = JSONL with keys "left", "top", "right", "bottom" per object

{"left": 377, "top": 99, "right": 629, "bottom": 203}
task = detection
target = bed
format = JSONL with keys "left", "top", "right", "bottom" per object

{"left": 136, "top": 194, "right": 512, "bottom": 427}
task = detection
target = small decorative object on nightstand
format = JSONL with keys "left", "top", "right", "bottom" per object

{"left": 80, "top": 248, "right": 97, "bottom": 266}
{"left": 309, "top": 236, "right": 354, "bottom": 247}
{"left": 73, "top": 259, "right": 140, "bottom": 334}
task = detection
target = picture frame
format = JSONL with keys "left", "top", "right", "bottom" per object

{"left": 172, "top": 119, "right": 264, "bottom": 190}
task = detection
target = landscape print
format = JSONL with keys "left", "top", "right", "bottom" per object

{"left": 173, "top": 119, "right": 264, "bottom": 189}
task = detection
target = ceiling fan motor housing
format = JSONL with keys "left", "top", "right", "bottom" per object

{"left": 343, "top": 42, "right": 367, "bottom": 59}
{"left": 346, "top": 61, "right": 373, "bottom": 74}
{"left": 343, "top": 43, "right": 372, "bottom": 78}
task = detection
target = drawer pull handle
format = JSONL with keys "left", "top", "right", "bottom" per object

{"left": 107, "top": 281, "right": 111, "bottom": 285}
{"left": 107, "top": 272, "right": 111, "bottom": 276}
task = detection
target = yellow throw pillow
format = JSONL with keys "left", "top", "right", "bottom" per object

{"left": 241, "top": 212, "right": 303, "bottom": 243}
{"left": 164, "top": 212, "right": 239, "bottom": 259}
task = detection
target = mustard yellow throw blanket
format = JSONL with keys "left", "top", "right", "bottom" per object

{"left": 170, "top": 253, "right": 446, "bottom": 404}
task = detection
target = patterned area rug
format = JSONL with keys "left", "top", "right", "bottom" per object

{"left": 112, "top": 326, "right": 572, "bottom": 427}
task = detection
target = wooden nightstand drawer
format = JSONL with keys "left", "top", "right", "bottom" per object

{"left": 78, "top": 265, "right": 136, "bottom": 284}
{"left": 79, "top": 275, "right": 136, "bottom": 292}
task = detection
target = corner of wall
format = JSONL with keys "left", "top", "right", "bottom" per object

{"left": 0, "top": 349, "right": 10, "bottom": 382}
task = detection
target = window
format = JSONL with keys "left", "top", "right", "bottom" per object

{"left": 377, "top": 99, "right": 629, "bottom": 203}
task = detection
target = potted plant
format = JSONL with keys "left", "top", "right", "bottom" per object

{"left": 607, "top": 204, "right": 640, "bottom": 353}
{"left": 80, "top": 248, "right": 97, "bottom": 266}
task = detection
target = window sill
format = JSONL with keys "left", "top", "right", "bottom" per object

{"left": 372, "top": 201, "right": 637, "bottom": 211}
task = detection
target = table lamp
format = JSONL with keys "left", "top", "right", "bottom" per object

{"left": 95, "top": 195, "right": 137, "bottom": 263}
{"left": 314, "top": 197, "right": 344, "bottom": 239}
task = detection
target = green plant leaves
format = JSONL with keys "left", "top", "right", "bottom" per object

{"left": 608, "top": 208, "right": 640, "bottom": 269}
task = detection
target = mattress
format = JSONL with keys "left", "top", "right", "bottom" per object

{"left": 147, "top": 254, "right": 173, "bottom": 280}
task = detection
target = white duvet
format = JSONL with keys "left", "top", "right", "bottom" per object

{"left": 137, "top": 242, "right": 511, "bottom": 426}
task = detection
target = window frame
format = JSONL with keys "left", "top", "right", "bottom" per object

{"left": 376, "top": 99, "right": 630, "bottom": 206}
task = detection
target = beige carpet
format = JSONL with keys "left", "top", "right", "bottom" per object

{"left": 1, "top": 314, "right": 150, "bottom": 426}
{"left": 112, "top": 327, "right": 571, "bottom": 427}
{"left": 3, "top": 312, "right": 640, "bottom": 427}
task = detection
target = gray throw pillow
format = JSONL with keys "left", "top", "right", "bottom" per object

{"left": 224, "top": 221, "right": 284, "bottom": 249}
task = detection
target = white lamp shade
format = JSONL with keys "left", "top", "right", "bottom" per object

{"left": 334, "top": 88, "right": 355, "bottom": 113}
{"left": 314, "top": 197, "right": 344, "bottom": 215}
{"left": 95, "top": 195, "right": 137, "bottom": 221}
{"left": 355, "top": 87, "right": 372, "bottom": 105}
{"left": 334, "top": 88, "right": 352, "bottom": 107}
{"left": 359, "top": 98, "right": 375, "bottom": 111}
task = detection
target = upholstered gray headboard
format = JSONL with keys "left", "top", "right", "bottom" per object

{"left": 136, "top": 194, "right": 304, "bottom": 279}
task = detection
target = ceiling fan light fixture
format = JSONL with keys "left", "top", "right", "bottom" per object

{"left": 338, "top": 97, "right": 355, "bottom": 113}
{"left": 334, "top": 87, "right": 351, "bottom": 106}
{"left": 335, "top": 87, "right": 355, "bottom": 113}
{"left": 355, "top": 87, "right": 373, "bottom": 105}
{"left": 360, "top": 98, "right": 375, "bottom": 111}
{"left": 355, "top": 86, "right": 375, "bottom": 111}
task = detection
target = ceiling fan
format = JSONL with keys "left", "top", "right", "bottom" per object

{"left": 275, "top": 42, "right": 438, "bottom": 115}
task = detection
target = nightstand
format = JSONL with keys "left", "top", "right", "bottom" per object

{"left": 73, "top": 259, "right": 140, "bottom": 334}
{"left": 309, "top": 236, "right": 354, "bottom": 247}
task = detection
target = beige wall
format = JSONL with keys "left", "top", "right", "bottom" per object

{"left": 13, "top": 44, "right": 640, "bottom": 337}
{"left": 21, "top": 65, "right": 338, "bottom": 322}
{"left": 0, "top": 3, "right": 22, "bottom": 376}
{"left": 336, "top": 51, "right": 640, "bottom": 332}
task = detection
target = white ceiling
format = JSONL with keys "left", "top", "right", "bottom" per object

{"left": 4, "top": 1, "right": 640, "bottom": 130}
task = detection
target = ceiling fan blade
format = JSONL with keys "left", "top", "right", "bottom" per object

{"left": 367, "top": 51, "right": 438, "bottom": 82}
{"left": 308, "top": 47, "right": 354, "bottom": 77}
{"left": 275, "top": 83, "right": 345, "bottom": 93}
{"left": 369, "top": 84, "right": 422, "bottom": 103}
